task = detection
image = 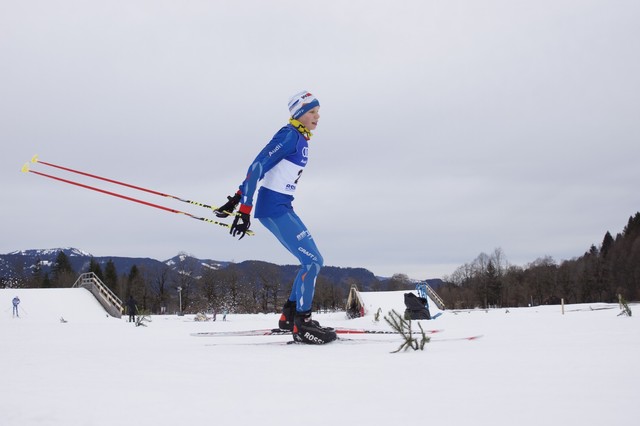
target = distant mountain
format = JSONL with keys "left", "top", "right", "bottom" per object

{"left": 0, "top": 247, "right": 440, "bottom": 291}
{"left": 0, "top": 248, "right": 226, "bottom": 282}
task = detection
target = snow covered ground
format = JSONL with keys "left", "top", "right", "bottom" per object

{"left": 1, "top": 287, "right": 638, "bottom": 426}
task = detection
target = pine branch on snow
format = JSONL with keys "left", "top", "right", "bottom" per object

{"left": 135, "top": 310, "right": 152, "bottom": 327}
{"left": 384, "top": 309, "right": 430, "bottom": 353}
{"left": 618, "top": 296, "right": 632, "bottom": 317}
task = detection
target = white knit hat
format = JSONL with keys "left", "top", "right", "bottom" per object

{"left": 288, "top": 91, "right": 320, "bottom": 119}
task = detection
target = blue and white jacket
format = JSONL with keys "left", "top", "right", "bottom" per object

{"left": 239, "top": 124, "right": 309, "bottom": 218}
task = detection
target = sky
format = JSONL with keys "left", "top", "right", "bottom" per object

{"left": 1, "top": 0, "right": 639, "bottom": 280}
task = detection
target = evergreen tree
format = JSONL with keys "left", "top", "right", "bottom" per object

{"left": 104, "top": 259, "right": 118, "bottom": 295}
{"left": 601, "top": 232, "right": 614, "bottom": 259}
{"left": 88, "top": 257, "right": 104, "bottom": 281}
{"left": 31, "top": 257, "right": 43, "bottom": 288}
{"left": 623, "top": 213, "right": 640, "bottom": 238}
{"left": 51, "top": 251, "right": 75, "bottom": 287}
{"left": 127, "top": 265, "right": 139, "bottom": 299}
{"left": 127, "top": 265, "right": 148, "bottom": 311}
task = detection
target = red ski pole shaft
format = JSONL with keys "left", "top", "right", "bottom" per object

{"left": 36, "top": 158, "right": 169, "bottom": 198}
{"left": 31, "top": 155, "right": 219, "bottom": 211}
{"left": 24, "top": 168, "right": 253, "bottom": 235}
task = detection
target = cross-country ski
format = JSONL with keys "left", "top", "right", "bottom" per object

{"left": 203, "top": 334, "right": 483, "bottom": 347}
{"left": 190, "top": 327, "right": 443, "bottom": 337}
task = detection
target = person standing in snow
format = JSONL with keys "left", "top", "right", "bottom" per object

{"left": 126, "top": 296, "right": 137, "bottom": 323}
{"left": 12, "top": 296, "right": 20, "bottom": 318}
{"left": 214, "top": 91, "right": 336, "bottom": 345}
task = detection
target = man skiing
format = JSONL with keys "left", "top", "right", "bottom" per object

{"left": 12, "top": 296, "right": 20, "bottom": 318}
{"left": 214, "top": 91, "right": 336, "bottom": 345}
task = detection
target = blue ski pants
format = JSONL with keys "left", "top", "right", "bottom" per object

{"left": 258, "top": 211, "right": 323, "bottom": 313}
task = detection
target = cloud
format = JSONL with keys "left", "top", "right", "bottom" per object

{"left": 2, "top": 0, "right": 639, "bottom": 279}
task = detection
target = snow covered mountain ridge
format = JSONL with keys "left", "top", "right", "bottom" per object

{"left": 0, "top": 247, "right": 434, "bottom": 290}
{"left": 8, "top": 247, "right": 92, "bottom": 258}
{"left": 0, "top": 247, "right": 228, "bottom": 283}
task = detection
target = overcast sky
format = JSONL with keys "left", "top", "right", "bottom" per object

{"left": 1, "top": 0, "right": 639, "bottom": 280}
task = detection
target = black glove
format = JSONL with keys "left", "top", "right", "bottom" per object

{"left": 214, "top": 193, "right": 241, "bottom": 218}
{"left": 230, "top": 211, "right": 251, "bottom": 240}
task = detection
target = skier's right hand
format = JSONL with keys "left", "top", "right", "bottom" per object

{"left": 230, "top": 208, "right": 251, "bottom": 240}
{"left": 214, "top": 193, "right": 241, "bottom": 218}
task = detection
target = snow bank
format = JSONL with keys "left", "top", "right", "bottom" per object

{"left": 0, "top": 288, "right": 638, "bottom": 426}
{"left": 0, "top": 288, "right": 112, "bottom": 323}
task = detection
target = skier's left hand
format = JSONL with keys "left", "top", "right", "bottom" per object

{"left": 230, "top": 211, "right": 251, "bottom": 239}
{"left": 214, "top": 193, "right": 241, "bottom": 218}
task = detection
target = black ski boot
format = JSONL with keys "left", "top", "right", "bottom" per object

{"left": 278, "top": 300, "right": 296, "bottom": 331}
{"left": 293, "top": 311, "right": 337, "bottom": 345}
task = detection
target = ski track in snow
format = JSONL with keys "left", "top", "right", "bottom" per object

{"left": 0, "top": 288, "right": 638, "bottom": 426}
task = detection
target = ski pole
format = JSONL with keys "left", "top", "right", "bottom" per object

{"left": 29, "top": 155, "right": 229, "bottom": 214}
{"left": 21, "top": 163, "right": 254, "bottom": 236}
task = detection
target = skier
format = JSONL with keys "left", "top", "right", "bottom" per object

{"left": 12, "top": 296, "right": 20, "bottom": 318}
{"left": 126, "top": 296, "right": 137, "bottom": 323}
{"left": 214, "top": 91, "right": 336, "bottom": 345}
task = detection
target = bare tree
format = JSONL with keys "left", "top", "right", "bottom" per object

{"left": 150, "top": 264, "right": 172, "bottom": 313}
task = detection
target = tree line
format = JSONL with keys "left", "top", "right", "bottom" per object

{"left": 438, "top": 212, "right": 640, "bottom": 309}
{"left": 12, "top": 211, "right": 640, "bottom": 312}
{"left": 12, "top": 249, "right": 417, "bottom": 315}
{"left": 16, "top": 253, "right": 366, "bottom": 314}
